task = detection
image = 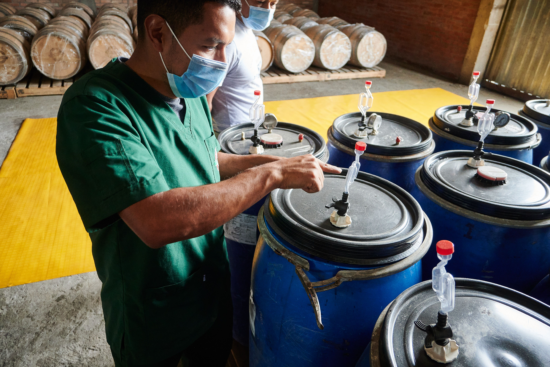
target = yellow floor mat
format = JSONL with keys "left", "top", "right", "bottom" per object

{"left": 0, "top": 88, "right": 471, "bottom": 288}
{"left": 265, "top": 87, "right": 473, "bottom": 139}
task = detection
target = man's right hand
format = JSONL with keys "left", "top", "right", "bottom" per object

{"left": 267, "top": 155, "right": 342, "bottom": 194}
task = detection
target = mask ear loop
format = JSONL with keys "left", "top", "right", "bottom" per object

{"left": 164, "top": 21, "right": 192, "bottom": 61}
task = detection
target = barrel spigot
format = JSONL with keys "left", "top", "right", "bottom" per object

{"left": 249, "top": 90, "right": 265, "bottom": 155}
{"left": 468, "top": 99, "right": 495, "bottom": 168}
{"left": 414, "top": 240, "right": 459, "bottom": 364}
{"left": 326, "top": 142, "right": 366, "bottom": 228}
{"left": 355, "top": 81, "right": 373, "bottom": 138}
{"left": 460, "top": 71, "right": 481, "bottom": 127}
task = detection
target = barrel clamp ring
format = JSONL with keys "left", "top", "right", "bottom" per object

{"left": 257, "top": 208, "right": 433, "bottom": 331}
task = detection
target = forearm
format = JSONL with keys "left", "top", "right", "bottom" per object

{"left": 120, "top": 164, "right": 280, "bottom": 248}
{"left": 218, "top": 152, "right": 283, "bottom": 179}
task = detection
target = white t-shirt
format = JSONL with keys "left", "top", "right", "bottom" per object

{"left": 212, "top": 18, "right": 264, "bottom": 133}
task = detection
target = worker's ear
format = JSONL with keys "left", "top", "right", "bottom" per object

{"left": 145, "top": 15, "right": 170, "bottom": 53}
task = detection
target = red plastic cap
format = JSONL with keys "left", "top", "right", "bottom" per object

{"left": 396, "top": 136, "right": 403, "bottom": 144}
{"left": 298, "top": 133, "right": 304, "bottom": 142}
{"left": 457, "top": 106, "right": 462, "bottom": 112}
{"left": 366, "top": 81, "right": 372, "bottom": 85}
{"left": 355, "top": 142, "right": 367, "bottom": 151}
{"left": 437, "top": 240, "right": 454, "bottom": 255}
{"left": 254, "top": 90, "right": 261, "bottom": 96}
{"left": 473, "top": 71, "right": 480, "bottom": 76}
{"left": 486, "top": 99, "right": 495, "bottom": 105}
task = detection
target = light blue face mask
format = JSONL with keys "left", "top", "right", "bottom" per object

{"left": 160, "top": 21, "right": 228, "bottom": 99}
{"left": 241, "top": 0, "right": 275, "bottom": 31}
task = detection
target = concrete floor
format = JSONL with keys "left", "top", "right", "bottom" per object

{"left": 0, "top": 59, "right": 526, "bottom": 366}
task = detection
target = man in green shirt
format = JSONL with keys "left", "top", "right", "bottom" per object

{"left": 56, "top": 0, "right": 340, "bottom": 366}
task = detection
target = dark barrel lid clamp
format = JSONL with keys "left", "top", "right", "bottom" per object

{"left": 326, "top": 142, "right": 367, "bottom": 228}
{"left": 414, "top": 240, "right": 459, "bottom": 364}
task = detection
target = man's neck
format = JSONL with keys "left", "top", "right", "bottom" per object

{"left": 125, "top": 48, "right": 178, "bottom": 100}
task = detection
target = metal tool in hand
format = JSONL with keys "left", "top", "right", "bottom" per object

{"left": 460, "top": 71, "right": 481, "bottom": 127}
{"left": 355, "top": 81, "right": 374, "bottom": 137}
{"left": 249, "top": 90, "right": 266, "bottom": 155}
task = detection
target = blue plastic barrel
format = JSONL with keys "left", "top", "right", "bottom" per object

{"left": 412, "top": 150, "right": 550, "bottom": 293}
{"left": 250, "top": 170, "right": 432, "bottom": 366}
{"left": 531, "top": 275, "right": 550, "bottom": 305}
{"left": 541, "top": 156, "right": 549, "bottom": 172}
{"left": 430, "top": 105, "right": 540, "bottom": 164}
{"left": 218, "top": 121, "right": 328, "bottom": 346}
{"left": 327, "top": 112, "right": 435, "bottom": 192}
{"left": 357, "top": 279, "right": 550, "bottom": 367}
{"left": 519, "top": 100, "right": 550, "bottom": 166}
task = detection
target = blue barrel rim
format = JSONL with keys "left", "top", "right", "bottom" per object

{"left": 331, "top": 111, "right": 433, "bottom": 156}
{"left": 257, "top": 206, "right": 433, "bottom": 330}
{"left": 519, "top": 110, "right": 550, "bottom": 130}
{"left": 375, "top": 278, "right": 550, "bottom": 367}
{"left": 433, "top": 105, "right": 538, "bottom": 146}
{"left": 429, "top": 118, "right": 542, "bottom": 150}
{"left": 415, "top": 165, "right": 550, "bottom": 228}
{"left": 217, "top": 121, "right": 328, "bottom": 160}
{"left": 327, "top": 128, "right": 436, "bottom": 163}
{"left": 265, "top": 169, "right": 426, "bottom": 264}
{"left": 523, "top": 100, "right": 550, "bottom": 125}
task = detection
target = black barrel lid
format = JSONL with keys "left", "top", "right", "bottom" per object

{"left": 379, "top": 279, "right": 550, "bottom": 367}
{"left": 523, "top": 99, "right": 550, "bottom": 125}
{"left": 218, "top": 122, "right": 327, "bottom": 159}
{"left": 433, "top": 105, "right": 538, "bottom": 145}
{"left": 264, "top": 170, "right": 424, "bottom": 265}
{"left": 420, "top": 150, "right": 550, "bottom": 221}
{"left": 330, "top": 112, "right": 433, "bottom": 156}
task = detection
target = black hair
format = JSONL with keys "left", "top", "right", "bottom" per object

{"left": 137, "top": 0, "right": 242, "bottom": 40}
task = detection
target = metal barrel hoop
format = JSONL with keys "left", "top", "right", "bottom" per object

{"left": 257, "top": 207, "right": 433, "bottom": 330}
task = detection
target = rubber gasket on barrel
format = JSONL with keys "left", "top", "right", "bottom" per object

{"left": 331, "top": 112, "right": 433, "bottom": 156}
{"left": 433, "top": 105, "right": 538, "bottom": 145}
{"left": 420, "top": 150, "right": 550, "bottom": 221}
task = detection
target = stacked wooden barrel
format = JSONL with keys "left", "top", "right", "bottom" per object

{"left": 0, "top": 4, "right": 16, "bottom": 17}
{"left": 317, "top": 16, "right": 349, "bottom": 28}
{"left": 16, "top": 7, "right": 51, "bottom": 29}
{"left": 128, "top": 5, "right": 138, "bottom": 41}
{"left": 274, "top": 11, "right": 293, "bottom": 23}
{"left": 87, "top": 4, "right": 135, "bottom": 70}
{"left": 279, "top": 4, "right": 303, "bottom": 15}
{"left": 263, "top": 24, "right": 315, "bottom": 73}
{"left": 31, "top": 3, "right": 92, "bottom": 81}
{"left": 283, "top": 16, "right": 318, "bottom": 31}
{"left": 253, "top": 30, "right": 274, "bottom": 72}
{"left": 26, "top": 4, "right": 56, "bottom": 18}
{"left": 304, "top": 24, "right": 352, "bottom": 70}
{"left": 338, "top": 24, "right": 387, "bottom": 68}
{"left": 0, "top": 27, "right": 31, "bottom": 86}
{"left": 0, "top": 15, "right": 38, "bottom": 42}
{"left": 293, "top": 9, "right": 320, "bottom": 20}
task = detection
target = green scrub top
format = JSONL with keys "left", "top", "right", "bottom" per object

{"left": 56, "top": 60, "right": 229, "bottom": 365}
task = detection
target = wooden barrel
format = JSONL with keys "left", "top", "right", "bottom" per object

{"left": 317, "top": 16, "right": 349, "bottom": 28}
{"left": 304, "top": 24, "right": 352, "bottom": 70}
{"left": 263, "top": 24, "right": 315, "bottom": 73}
{"left": 274, "top": 11, "right": 292, "bottom": 23}
{"left": 337, "top": 24, "right": 387, "bottom": 68}
{"left": 253, "top": 30, "right": 274, "bottom": 72}
{"left": 31, "top": 24, "right": 87, "bottom": 80}
{"left": 88, "top": 25, "right": 135, "bottom": 69}
{"left": 50, "top": 18, "right": 88, "bottom": 40}
{"left": 0, "top": 27, "right": 30, "bottom": 85}
{"left": 53, "top": 15, "right": 89, "bottom": 34}
{"left": 0, "top": 15, "right": 38, "bottom": 42}
{"left": 0, "top": 4, "right": 16, "bottom": 17}
{"left": 16, "top": 8, "right": 51, "bottom": 29}
{"left": 133, "top": 26, "right": 138, "bottom": 42}
{"left": 128, "top": 5, "right": 137, "bottom": 21}
{"left": 284, "top": 16, "right": 318, "bottom": 31}
{"left": 292, "top": 9, "right": 320, "bottom": 20}
{"left": 59, "top": 8, "right": 93, "bottom": 29}
{"left": 131, "top": 11, "right": 137, "bottom": 29}
{"left": 96, "top": 9, "right": 133, "bottom": 33}
{"left": 63, "top": 2, "right": 95, "bottom": 19}
{"left": 279, "top": 4, "right": 302, "bottom": 15}
{"left": 98, "top": 4, "right": 128, "bottom": 14}
{"left": 26, "top": 3, "right": 57, "bottom": 18}
{"left": 92, "top": 15, "right": 131, "bottom": 33}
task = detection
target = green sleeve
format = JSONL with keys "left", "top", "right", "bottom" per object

{"left": 56, "top": 95, "right": 170, "bottom": 231}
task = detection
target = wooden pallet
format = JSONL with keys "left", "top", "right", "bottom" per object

{"left": 261, "top": 65, "right": 386, "bottom": 84}
{"left": 0, "top": 85, "right": 17, "bottom": 99}
{"left": 14, "top": 68, "right": 87, "bottom": 98}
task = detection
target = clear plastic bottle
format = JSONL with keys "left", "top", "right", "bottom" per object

{"left": 432, "top": 240, "right": 456, "bottom": 314}
{"left": 250, "top": 90, "right": 265, "bottom": 130}
{"left": 468, "top": 71, "right": 480, "bottom": 107}
{"left": 344, "top": 142, "right": 366, "bottom": 194}
{"left": 478, "top": 99, "right": 496, "bottom": 142}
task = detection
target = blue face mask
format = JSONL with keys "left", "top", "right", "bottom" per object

{"left": 160, "top": 22, "right": 228, "bottom": 99}
{"left": 241, "top": 0, "right": 275, "bottom": 31}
